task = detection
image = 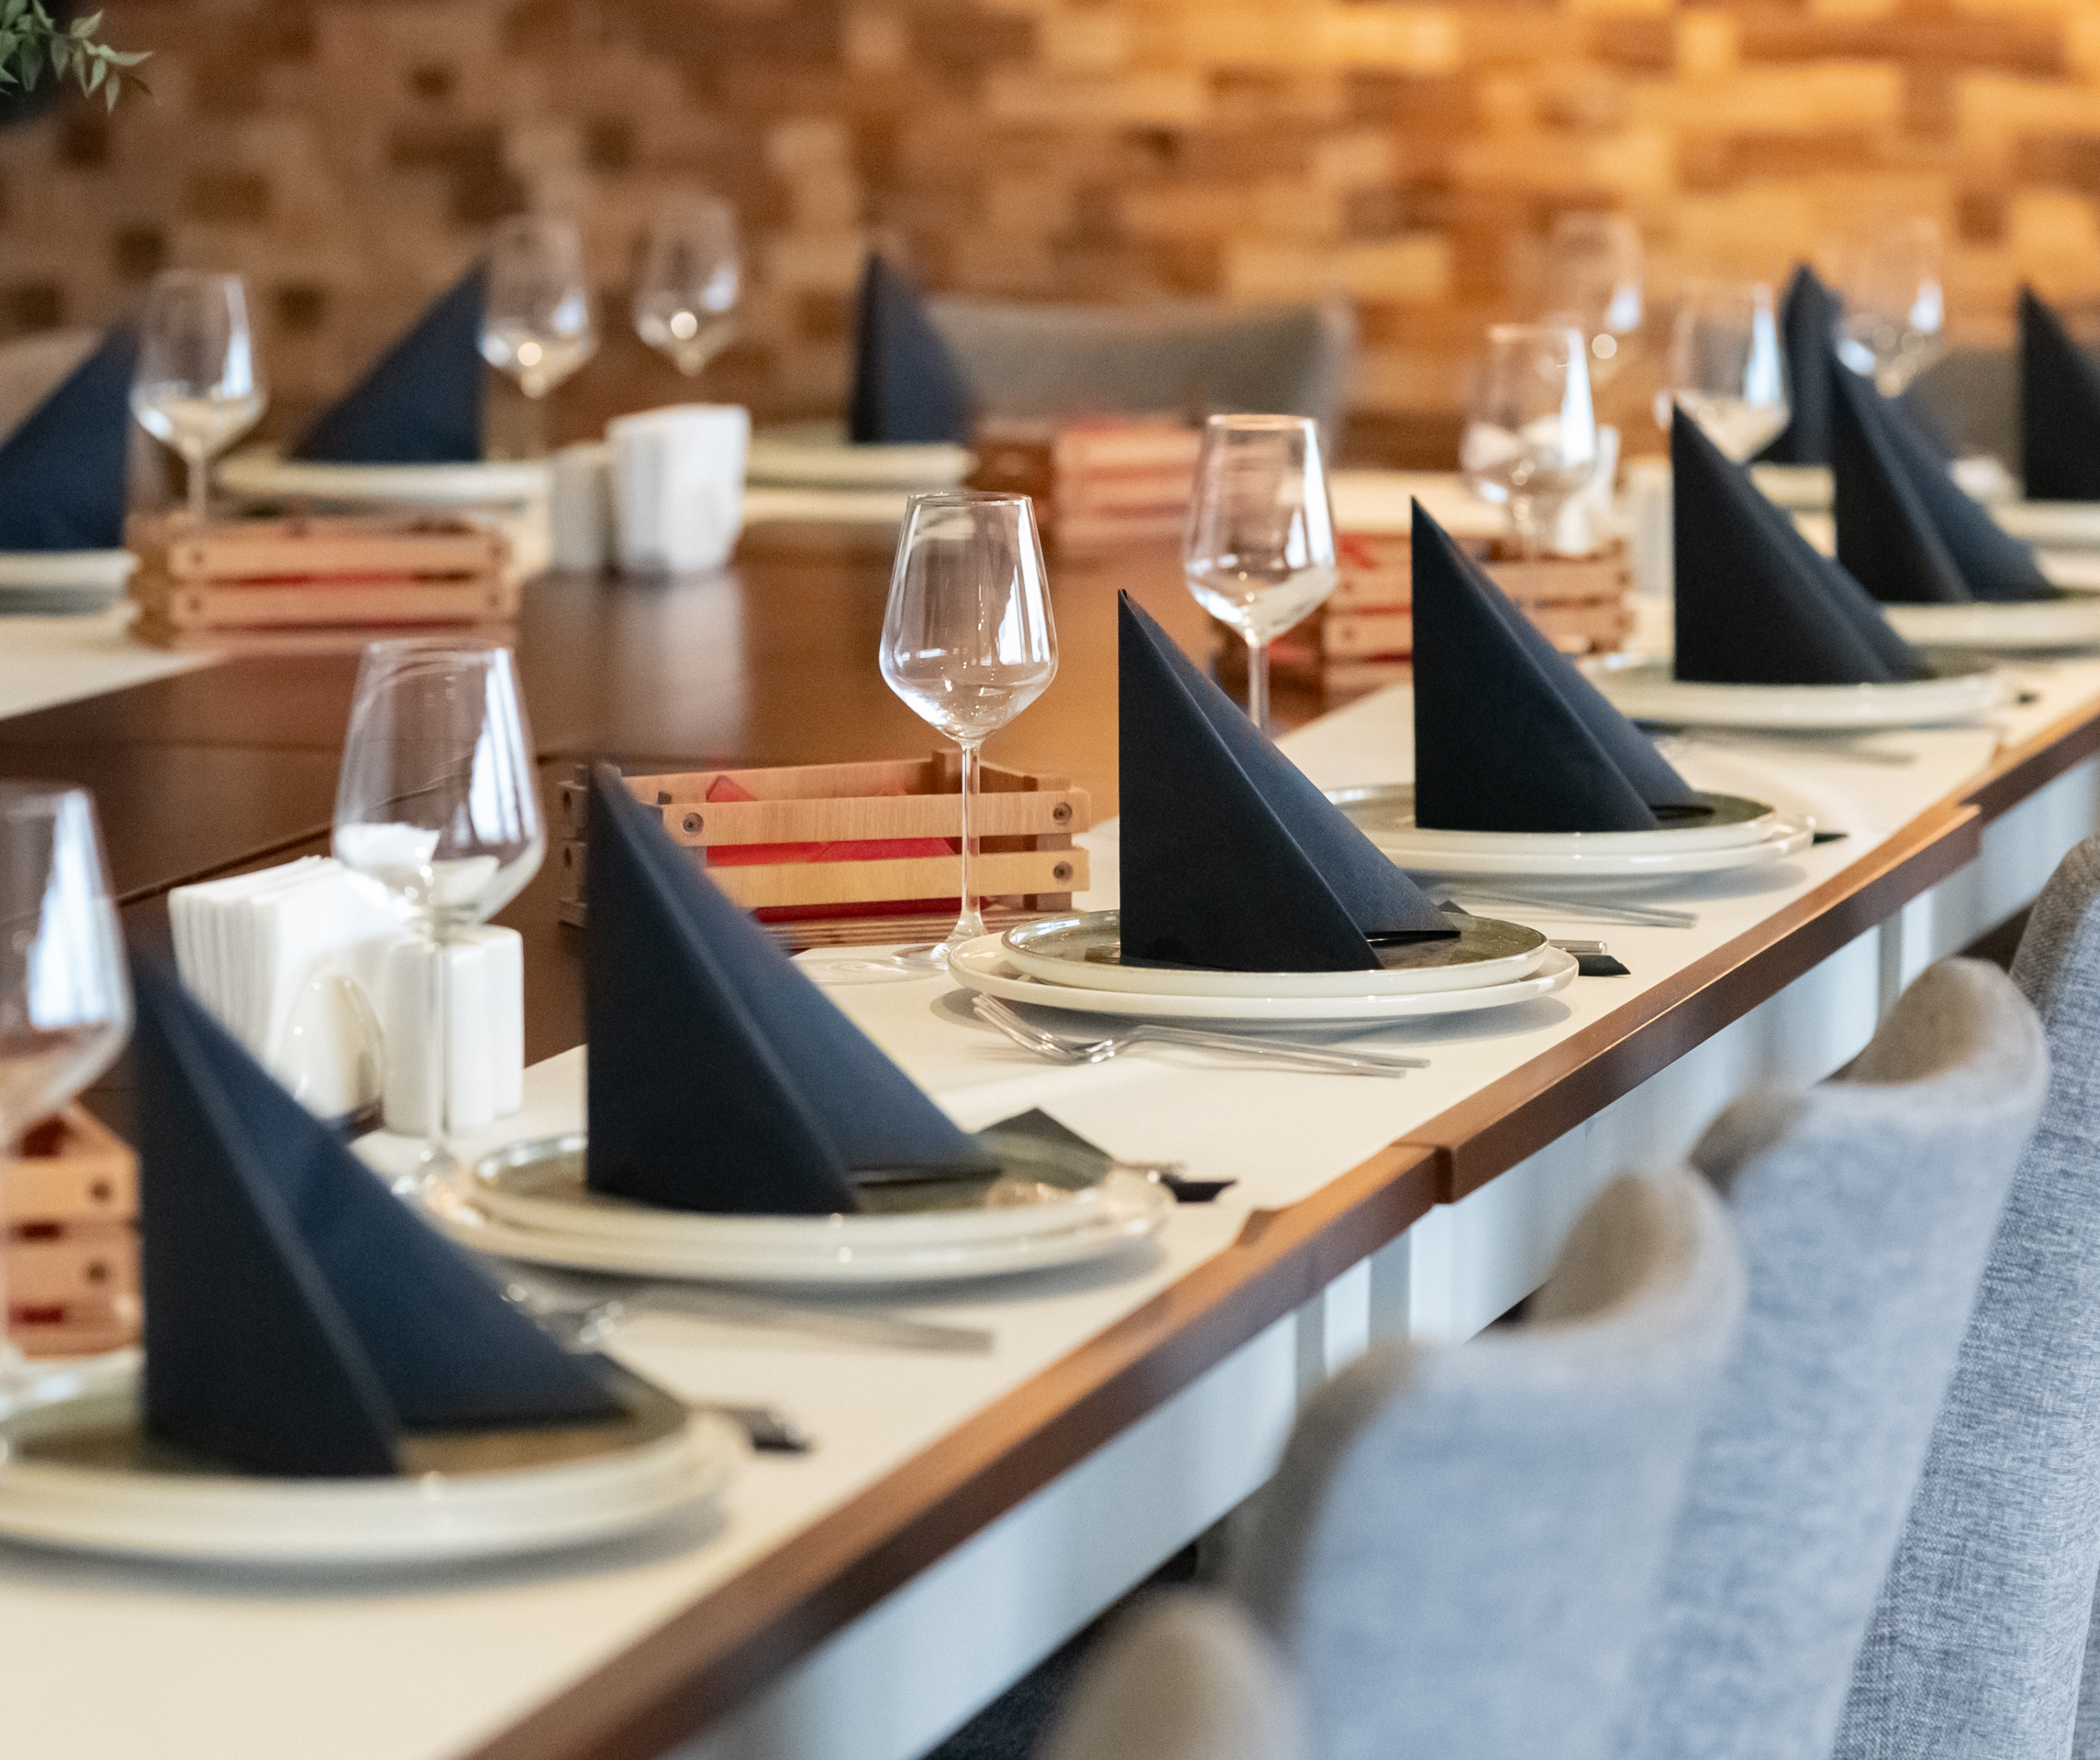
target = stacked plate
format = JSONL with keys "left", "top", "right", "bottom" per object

{"left": 217, "top": 450, "right": 551, "bottom": 508}
{"left": 1329, "top": 785, "right": 1813, "bottom": 883}
{"left": 0, "top": 1354, "right": 743, "bottom": 1567}
{"left": 0, "top": 549, "right": 136, "bottom": 615}
{"left": 421, "top": 1130, "right": 1173, "bottom": 1286}
{"left": 946, "top": 913, "right": 1578, "bottom": 1025}
{"left": 743, "top": 421, "right": 975, "bottom": 527}
{"left": 1587, "top": 652, "right": 2011, "bottom": 731}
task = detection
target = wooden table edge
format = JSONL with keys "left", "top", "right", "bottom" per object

{"left": 460, "top": 1145, "right": 1438, "bottom": 1760}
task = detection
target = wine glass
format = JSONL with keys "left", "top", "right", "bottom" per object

{"left": 1540, "top": 212, "right": 1644, "bottom": 389}
{"left": 1658, "top": 281, "right": 1790, "bottom": 461}
{"left": 879, "top": 493, "right": 1058, "bottom": 961}
{"left": 1460, "top": 324, "right": 1599, "bottom": 560}
{"left": 1833, "top": 218, "right": 1946, "bottom": 395}
{"left": 634, "top": 196, "right": 741, "bottom": 377}
{"left": 129, "top": 270, "right": 267, "bottom": 529}
{"left": 480, "top": 216, "right": 598, "bottom": 402}
{"left": 0, "top": 785, "right": 130, "bottom": 1388}
{"left": 1184, "top": 414, "right": 1339, "bottom": 730}
{"left": 332, "top": 642, "right": 543, "bottom": 1191}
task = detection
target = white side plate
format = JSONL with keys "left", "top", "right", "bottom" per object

{"left": 1884, "top": 592, "right": 2100, "bottom": 652}
{"left": 1590, "top": 657, "right": 2011, "bottom": 730}
{"left": 949, "top": 938, "right": 1578, "bottom": 1024}
{"left": 217, "top": 452, "right": 551, "bottom": 507}
{"left": 746, "top": 423, "right": 974, "bottom": 489}
{"left": 1328, "top": 785, "right": 1778, "bottom": 858}
{"left": 1993, "top": 501, "right": 2100, "bottom": 549}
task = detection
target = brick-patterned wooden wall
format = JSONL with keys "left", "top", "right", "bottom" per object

{"left": 5, "top": 0, "right": 2100, "bottom": 458}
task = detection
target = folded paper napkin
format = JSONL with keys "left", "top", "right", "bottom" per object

{"left": 847, "top": 254, "right": 974, "bottom": 447}
{"left": 0, "top": 329, "right": 137, "bottom": 550}
{"left": 1757, "top": 264, "right": 1842, "bottom": 467}
{"left": 2020, "top": 287, "right": 2100, "bottom": 502}
{"left": 1831, "top": 356, "right": 2052, "bottom": 605}
{"left": 1118, "top": 592, "right": 1452, "bottom": 973}
{"left": 1673, "top": 407, "right": 1925, "bottom": 685}
{"left": 1411, "top": 504, "right": 1705, "bottom": 832}
{"left": 585, "top": 765, "right": 993, "bottom": 1214}
{"left": 134, "top": 965, "right": 618, "bottom": 1478}
{"left": 292, "top": 266, "right": 486, "bottom": 464}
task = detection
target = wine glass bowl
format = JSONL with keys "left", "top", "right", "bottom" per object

{"left": 1183, "top": 414, "right": 1338, "bottom": 730}
{"left": 480, "top": 216, "right": 598, "bottom": 402}
{"left": 1540, "top": 212, "right": 1644, "bottom": 390}
{"left": 1660, "top": 280, "right": 1790, "bottom": 462}
{"left": 879, "top": 492, "right": 1058, "bottom": 955}
{"left": 634, "top": 196, "right": 741, "bottom": 378}
{"left": 332, "top": 641, "right": 543, "bottom": 1184}
{"left": 129, "top": 270, "right": 267, "bottom": 529}
{"left": 1461, "top": 324, "right": 1599, "bottom": 560}
{"left": 1833, "top": 218, "right": 1946, "bottom": 397}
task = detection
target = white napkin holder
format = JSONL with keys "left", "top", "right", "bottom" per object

{"left": 608, "top": 404, "right": 750, "bottom": 574}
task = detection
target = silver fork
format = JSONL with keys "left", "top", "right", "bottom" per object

{"left": 971, "top": 993, "right": 1426, "bottom": 1076}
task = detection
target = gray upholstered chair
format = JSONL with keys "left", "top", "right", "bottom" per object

{"left": 1615, "top": 958, "right": 2047, "bottom": 1760}
{"left": 1036, "top": 1166, "right": 1741, "bottom": 1760}
{"left": 923, "top": 297, "right": 1356, "bottom": 438}
{"left": 1903, "top": 348, "right": 2016, "bottom": 468}
{"left": 1036, "top": 1592, "right": 1307, "bottom": 1760}
{"left": 1821, "top": 841, "right": 2100, "bottom": 1759}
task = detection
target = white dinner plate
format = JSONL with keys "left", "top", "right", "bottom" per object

{"left": 1589, "top": 655, "right": 2011, "bottom": 730}
{"left": 1751, "top": 458, "right": 2016, "bottom": 513}
{"left": 741, "top": 486, "right": 911, "bottom": 527}
{"left": 1991, "top": 501, "right": 2100, "bottom": 549}
{"left": 1328, "top": 785, "right": 1778, "bottom": 857}
{"left": 746, "top": 422, "right": 974, "bottom": 490}
{"left": 1883, "top": 591, "right": 2100, "bottom": 651}
{"left": 425, "top": 1171, "right": 1172, "bottom": 1287}
{"left": 1000, "top": 909, "right": 1546, "bottom": 999}
{"left": 0, "top": 550, "right": 134, "bottom": 613}
{"left": 467, "top": 1131, "right": 1149, "bottom": 1255}
{"left": 949, "top": 938, "right": 1578, "bottom": 1025}
{"left": 0, "top": 1358, "right": 742, "bottom": 1567}
{"left": 217, "top": 451, "right": 551, "bottom": 507}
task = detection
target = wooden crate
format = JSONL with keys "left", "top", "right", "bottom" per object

{"left": 558, "top": 754, "right": 1091, "bottom": 948}
{"left": 5, "top": 1107, "right": 139, "bottom": 1359}
{"left": 971, "top": 415, "right": 1198, "bottom": 555}
{"left": 129, "top": 510, "right": 518, "bottom": 649}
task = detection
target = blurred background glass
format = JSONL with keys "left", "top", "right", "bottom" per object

{"left": 1833, "top": 217, "right": 1946, "bottom": 397}
{"left": 1660, "top": 280, "right": 1789, "bottom": 461}
{"left": 634, "top": 195, "right": 741, "bottom": 379}
{"left": 1462, "top": 324, "right": 1599, "bottom": 558}
{"left": 1539, "top": 212, "right": 1644, "bottom": 392}
{"left": 129, "top": 271, "right": 266, "bottom": 527}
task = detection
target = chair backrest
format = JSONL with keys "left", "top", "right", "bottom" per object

{"left": 1618, "top": 958, "right": 2047, "bottom": 1760}
{"left": 1227, "top": 1166, "right": 1743, "bottom": 1760}
{"left": 1037, "top": 1591, "right": 1308, "bottom": 1760}
{"left": 924, "top": 296, "right": 1357, "bottom": 437}
{"left": 1903, "top": 347, "right": 2015, "bottom": 469}
{"left": 1831, "top": 842, "right": 2100, "bottom": 1760}
{"left": 0, "top": 327, "right": 101, "bottom": 449}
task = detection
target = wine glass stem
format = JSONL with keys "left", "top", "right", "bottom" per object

{"left": 1510, "top": 497, "right": 1541, "bottom": 560}
{"left": 184, "top": 446, "right": 209, "bottom": 527}
{"left": 946, "top": 738, "right": 986, "bottom": 951}
{"left": 1245, "top": 634, "right": 1270, "bottom": 731}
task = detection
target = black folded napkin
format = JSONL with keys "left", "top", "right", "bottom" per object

{"left": 1831, "top": 355, "right": 2052, "bottom": 604}
{"left": 1119, "top": 593, "right": 1452, "bottom": 973}
{"left": 0, "top": 329, "right": 137, "bottom": 550}
{"left": 2019, "top": 287, "right": 2100, "bottom": 502}
{"left": 133, "top": 965, "right": 618, "bottom": 1479}
{"left": 291, "top": 266, "right": 485, "bottom": 464}
{"left": 1756, "top": 264, "right": 1842, "bottom": 466}
{"left": 585, "top": 765, "right": 994, "bottom": 1214}
{"left": 846, "top": 254, "right": 974, "bottom": 446}
{"left": 1411, "top": 505, "right": 1705, "bottom": 832}
{"left": 1673, "top": 407, "right": 1926, "bottom": 685}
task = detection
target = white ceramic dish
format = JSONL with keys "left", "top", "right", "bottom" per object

{"left": 1000, "top": 909, "right": 1547, "bottom": 999}
{"left": 1752, "top": 457, "right": 2014, "bottom": 513}
{"left": 1992, "top": 501, "right": 2100, "bottom": 549}
{"left": 0, "top": 1360, "right": 742, "bottom": 1567}
{"left": 1589, "top": 656, "right": 2012, "bottom": 730}
{"left": 467, "top": 1132, "right": 1143, "bottom": 1253}
{"left": 0, "top": 550, "right": 135, "bottom": 612}
{"left": 949, "top": 938, "right": 1578, "bottom": 1025}
{"left": 217, "top": 452, "right": 551, "bottom": 507}
{"left": 1325, "top": 784, "right": 1813, "bottom": 879}
{"left": 741, "top": 486, "right": 911, "bottom": 527}
{"left": 746, "top": 422, "right": 973, "bottom": 490}
{"left": 1883, "top": 592, "right": 2100, "bottom": 651}
{"left": 425, "top": 1172, "right": 1172, "bottom": 1286}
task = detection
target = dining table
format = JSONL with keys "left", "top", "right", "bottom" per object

{"left": 2, "top": 516, "right": 2098, "bottom": 1760}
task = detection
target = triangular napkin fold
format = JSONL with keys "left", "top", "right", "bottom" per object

{"left": 1117, "top": 593, "right": 1452, "bottom": 973}
{"left": 134, "top": 965, "right": 617, "bottom": 1478}
{"left": 292, "top": 266, "right": 486, "bottom": 464}
{"left": 2020, "top": 287, "right": 2100, "bottom": 502}
{"left": 1757, "top": 264, "right": 1841, "bottom": 467}
{"left": 585, "top": 767, "right": 992, "bottom": 1214}
{"left": 0, "top": 329, "right": 137, "bottom": 551}
{"left": 1673, "top": 409, "right": 1924, "bottom": 685}
{"left": 846, "top": 255, "right": 974, "bottom": 446}
{"left": 1410, "top": 507, "right": 1703, "bottom": 832}
{"left": 1831, "top": 357, "right": 2051, "bottom": 605}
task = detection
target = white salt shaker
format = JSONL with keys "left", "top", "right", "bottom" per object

{"left": 549, "top": 441, "right": 615, "bottom": 572}
{"left": 378, "top": 927, "right": 525, "bottom": 1138}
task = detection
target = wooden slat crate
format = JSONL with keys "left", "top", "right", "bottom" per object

{"left": 128, "top": 510, "right": 518, "bottom": 650}
{"left": 558, "top": 754, "right": 1091, "bottom": 949}
{"left": 971, "top": 415, "right": 1198, "bottom": 555}
{"left": 4, "top": 1107, "right": 139, "bottom": 1359}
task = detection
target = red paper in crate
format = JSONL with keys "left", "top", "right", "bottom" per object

{"left": 699, "top": 774, "right": 961, "bottom": 922}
